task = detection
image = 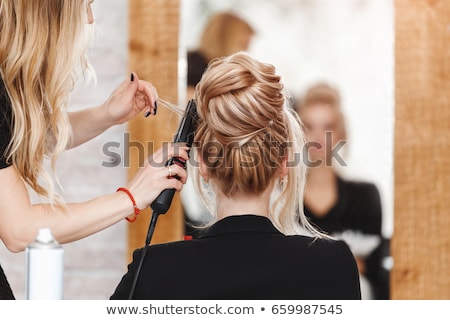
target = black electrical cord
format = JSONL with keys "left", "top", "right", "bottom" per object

{"left": 128, "top": 210, "right": 159, "bottom": 300}
{"left": 126, "top": 100, "right": 196, "bottom": 299}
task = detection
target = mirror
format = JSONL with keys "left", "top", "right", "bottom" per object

{"left": 179, "top": 0, "right": 394, "bottom": 299}
{"left": 180, "top": 0, "right": 394, "bottom": 238}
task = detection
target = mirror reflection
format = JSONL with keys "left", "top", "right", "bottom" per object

{"left": 180, "top": 0, "right": 394, "bottom": 300}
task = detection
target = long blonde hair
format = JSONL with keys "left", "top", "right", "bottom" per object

{"left": 0, "top": 0, "right": 93, "bottom": 201}
{"left": 193, "top": 52, "right": 324, "bottom": 237}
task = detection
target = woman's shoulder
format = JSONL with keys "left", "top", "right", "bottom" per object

{"left": 338, "top": 175, "right": 379, "bottom": 191}
{"left": 130, "top": 230, "right": 355, "bottom": 263}
{"left": 296, "top": 236, "right": 359, "bottom": 274}
{"left": 287, "top": 235, "right": 355, "bottom": 260}
{"left": 338, "top": 175, "right": 381, "bottom": 201}
{"left": 132, "top": 239, "right": 195, "bottom": 257}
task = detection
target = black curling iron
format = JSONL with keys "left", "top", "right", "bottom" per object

{"left": 151, "top": 99, "right": 197, "bottom": 214}
{"left": 127, "top": 99, "right": 197, "bottom": 299}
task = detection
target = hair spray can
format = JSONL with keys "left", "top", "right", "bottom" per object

{"left": 26, "top": 228, "right": 64, "bottom": 299}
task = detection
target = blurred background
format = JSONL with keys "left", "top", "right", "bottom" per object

{"left": 1, "top": 0, "right": 447, "bottom": 300}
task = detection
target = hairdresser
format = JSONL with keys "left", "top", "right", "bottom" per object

{"left": 0, "top": 0, "right": 188, "bottom": 300}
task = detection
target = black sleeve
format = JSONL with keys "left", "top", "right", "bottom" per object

{"left": 110, "top": 248, "right": 144, "bottom": 300}
{"left": 320, "top": 239, "right": 362, "bottom": 299}
{"left": 358, "top": 183, "right": 382, "bottom": 235}
{"left": 0, "top": 264, "right": 15, "bottom": 300}
{"left": 344, "top": 180, "right": 383, "bottom": 235}
{"left": 0, "top": 78, "right": 13, "bottom": 169}
{"left": 345, "top": 181, "right": 389, "bottom": 299}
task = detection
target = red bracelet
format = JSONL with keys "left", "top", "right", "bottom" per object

{"left": 116, "top": 187, "right": 140, "bottom": 222}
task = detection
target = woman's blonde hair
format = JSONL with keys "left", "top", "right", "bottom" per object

{"left": 192, "top": 52, "right": 323, "bottom": 237}
{"left": 0, "top": 0, "right": 93, "bottom": 202}
{"left": 296, "top": 82, "right": 347, "bottom": 141}
{"left": 198, "top": 12, "right": 255, "bottom": 61}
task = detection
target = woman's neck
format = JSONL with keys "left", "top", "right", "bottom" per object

{"left": 216, "top": 188, "right": 272, "bottom": 220}
{"left": 304, "top": 166, "right": 338, "bottom": 217}
{"left": 306, "top": 165, "right": 336, "bottom": 185}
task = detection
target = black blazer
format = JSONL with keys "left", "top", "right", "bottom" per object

{"left": 111, "top": 215, "right": 361, "bottom": 300}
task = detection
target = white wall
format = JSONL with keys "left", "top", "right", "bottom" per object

{"left": 181, "top": 0, "right": 395, "bottom": 238}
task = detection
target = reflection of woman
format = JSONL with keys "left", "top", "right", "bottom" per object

{"left": 111, "top": 52, "right": 361, "bottom": 300}
{"left": 295, "top": 82, "right": 388, "bottom": 299}
{"left": 0, "top": 0, "right": 188, "bottom": 299}
{"left": 186, "top": 12, "right": 255, "bottom": 100}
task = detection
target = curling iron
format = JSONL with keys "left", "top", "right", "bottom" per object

{"left": 151, "top": 99, "right": 197, "bottom": 214}
{"left": 128, "top": 99, "right": 197, "bottom": 299}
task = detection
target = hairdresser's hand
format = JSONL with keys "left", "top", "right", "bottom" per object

{"left": 103, "top": 72, "right": 158, "bottom": 126}
{"left": 126, "top": 143, "right": 190, "bottom": 210}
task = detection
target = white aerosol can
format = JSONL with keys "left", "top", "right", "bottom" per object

{"left": 26, "top": 228, "right": 64, "bottom": 299}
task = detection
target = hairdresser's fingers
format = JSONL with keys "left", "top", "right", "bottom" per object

{"left": 134, "top": 91, "right": 153, "bottom": 116}
{"left": 166, "top": 164, "right": 188, "bottom": 184}
{"left": 127, "top": 72, "right": 157, "bottom": 116}
{"left": 149, "top": 143, "right": 190, "bottom": 166}
{"left": 136, "top": 76, "right": 158, "bottom": 115}
{"left": 171, "top": 142, "right": 190, "bottom": 161}
{"left": 135, "top": 90, "right": 156, "bottom": 116}
{"left": 127, "top": 158, "right": 187, "bottom": 207}
{"left": 164, "top": 178, "right": 185, "bottom": 192}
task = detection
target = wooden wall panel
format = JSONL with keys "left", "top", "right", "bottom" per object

{"left": 127, "top": 0, "right": 182, "bottom": 261}
{"left": 393, "top": 0, "right": 450, "bottom": 299}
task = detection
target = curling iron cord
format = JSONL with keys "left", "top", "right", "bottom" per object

{"left": 128, "top": 210, "right": 159, "bottom": 300}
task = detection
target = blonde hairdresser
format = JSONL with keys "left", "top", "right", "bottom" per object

{"left": 0, "top": 0, "right": 188, "bottom": 300}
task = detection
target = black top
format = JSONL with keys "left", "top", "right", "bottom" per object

{"left": 187, "top": 50, "right": 209, "bottom": 87}
{"left": 304, "top": 175, "right": 382, "bottom": 235}
{"left": 304, "top": 175, "right": 389, "bottom": 300}
{"left": 111, "top": 215, "right": 361, "bottom": 300}
{"left": 0, "top": 263, "right": 15, "bottom": 300}
{"left": 0, "top": 77, "right": 13, "bottom": 169}
{"left": 0, "top": 77, "right": 15, "bottom": 300}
